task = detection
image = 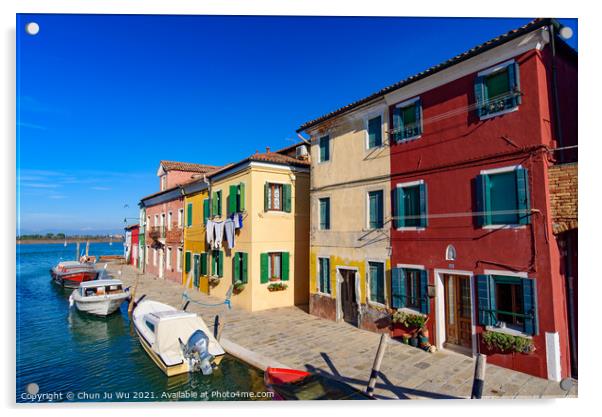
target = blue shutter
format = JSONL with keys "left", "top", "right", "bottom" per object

{"left": 392, "top": 107, "right": 403, "bottom": 142}
{"left": 507, "top": 62, "right": 521, "bottom": 107}
{"left": 394, "top": 187, "right": 405, "bottom": 228}
{"left": 377, "top": 191, "right": 384, "bottom": 228}
{"left": 476, "top": 274, "right": 496, "bottom": 326}
{"left": 474, "top": 75, "right": 487, "bottom": 117}
{"left": 522, "top": 278, "right": 539, "bottom": 336}
{"left": 475, "top": 174, "right": 491, "bottom": 226}
{"left": 515, "top": 168, "right": 531, "bottom": 225}
{"left": 391, "top": 267, "right": 405, "bottom": 309}
{"left": 415, "top": 100, "right": 423, "bottom": 136}
{"left": 419, "top": 182, "right": 428, "bottom": 228}
{"left": 419, "top": 270, "right": 430, "bottom": 314}
{"left": 369, "top": 266, "right": 378, "bottom": 303}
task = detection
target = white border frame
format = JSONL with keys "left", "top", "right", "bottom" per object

{"left": 393, "top": 96, "right": 423, "bottom": 143}
{"left": 365, "top": 187, "right": 385, "bottom": 231}
{"left": 395, "top": 179, "right": 427, "bottom": 231}
{"left": 365, "top": 258, "right": 388, "bottom": 308}
{"left": 316, "top": 256, "right": 332, "bottom": 296}
{"left": 477, "top": 59, "right": 520, "bottom": 120}
{"left": 316, "top": 133, "right": 332, "bottom": 164}
{"left": 335, "top": 265, "right": 361, "bottom": 324}
{"left": 363, "top": 110, "right": 385, "bottom": 151}
{"left": 479, "top": 164, "right": 527, "bottom": 230}
{"left": 434, "top": 268, "right": 477, "bottom": 356}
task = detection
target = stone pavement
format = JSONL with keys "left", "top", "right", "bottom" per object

{"left": 108, "top": 263, "right": 578, "bottom": 400}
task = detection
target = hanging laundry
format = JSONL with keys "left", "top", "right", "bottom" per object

{"left": 206, "top": 220, "right": 215, "bottom": 246}
{"left": 213, "top": 221, "right": 225, "bottom": 249}
{"left": 224, "top": 219, "right": 235, "bottom": 249}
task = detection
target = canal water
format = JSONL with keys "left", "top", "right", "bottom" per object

{"left": 16, "top": 242, "right": 268, "bottom": 402}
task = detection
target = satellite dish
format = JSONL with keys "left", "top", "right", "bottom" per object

{"left": 559, "top": 26, "right": 573, "bottom": 40}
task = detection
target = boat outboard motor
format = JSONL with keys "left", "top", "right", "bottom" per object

{"left": 181, "top": 330, "right": 214, "bottom": 375}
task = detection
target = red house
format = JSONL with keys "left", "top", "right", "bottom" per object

{"left": 386, "top": 19, "right": 576, "bottom": 380}
{"left": 124, "top": 224, "right": 140, "bottom": 267}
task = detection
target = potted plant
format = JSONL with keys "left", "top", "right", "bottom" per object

{"left": 269, "top": 276, "right": 280, "bottom": 282}
{"left": 268, "top": 282, "right": 288, "bottom": 292}
{"left": 233, "top": 280, "right": 245, "bottom": 295}
{"left": 208, "top": 276, "right": 220, "bottom": 287}
{"left": 481, "top": 330, "right": 535, "bottom": 355}
{"left": 401, "top": 334, "right": 411, "bottom": 345}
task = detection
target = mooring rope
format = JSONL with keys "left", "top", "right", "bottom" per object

{"left": 181, "top": 292, "right": 232, "bottom": 310}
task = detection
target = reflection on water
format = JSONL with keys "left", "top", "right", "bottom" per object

{"left": 17, "top": 243, "right": 268, "bottom": 402}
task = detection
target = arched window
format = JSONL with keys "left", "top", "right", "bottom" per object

{"left": 445, "top": 245, "right": 457, "bottom": 261}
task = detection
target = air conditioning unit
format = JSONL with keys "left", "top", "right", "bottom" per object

{"left": 296, "top": 145, "right": 309, "bottom": 159}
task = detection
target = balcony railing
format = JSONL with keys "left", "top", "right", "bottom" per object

{"left": 148, "top": 226, "right": 166, "bottom": 240}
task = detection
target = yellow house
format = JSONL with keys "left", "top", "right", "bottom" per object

{"left": 181, "top": 143, "right": 310, "bottom": 312}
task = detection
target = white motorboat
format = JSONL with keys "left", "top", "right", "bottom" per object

{"left": 69, "top": 279, "right": 130, "bottom": 316}
{"left": 132, "top": 299, "right": 225, "bottom": 376}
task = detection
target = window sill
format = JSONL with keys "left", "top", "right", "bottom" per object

{"left": 395, "top": 134, "right": 422, "bottom": 144}
{"left": 316, "top": 291, "right": 332, "bottom": 298}
{"left": 479, "top": 106, "right": 518, "bottom": 121}
{"left": 396, "top": 227, "right": 426, "bottom": 232}
{"left": 365, "top": 144, "right": 384, "bottom": 152}
{"left": 485, "top": 326, "right": 532, "bottom": 339}
{"left": 481, "top": 224, "right": 526, "bottom": 230}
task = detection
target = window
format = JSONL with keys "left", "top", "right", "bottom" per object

{"left": 161, "top": 175, "right": 167, "bottom": 191}
{"left": 394, "top": 181, "right": 428, "bottom": 228}
{"left": 145, "top": 246, "right": 149, "bottom": 264}
{"left": 367, "top": 115, "right": 382, "bottom": 149}
{"left": 392, "top": 98, "right": 422, "bottom": 141}
{"left": 367, "top": 190, "right": 384, "bottom": 229}
{"left": 476, "top": 167, "right": 530, "bottom": 226}
{"left": 319, "top": 135, "right": 330, "bottom": 162}
{"left": 166, "top": 247, "right": 172, "bottom": 269}
{"left": 318, "top": 257, "right": 331, "bottom": 294}
{"left": 186, "top": 203, "right": 193, "bottom": 227}
{"left": 391, "top": 267, "right": 429, "bottom": 313}
{"left": 203, "top": 198, "right": 210, "bottom": 224}
{"left": 167, "top": 211, "right": 173, "bottom": 230}
{"left": 368, "top": 261, "right": 385, "bottom": 305}
{"left": 477, "top": 274, "right": 538, "bottom": 335}
{"left": 319, "top": 198, "right": 330, "bottom": 230}
{"left": 176, "top": 247, "right": 182, "bottom": 272}
{"left": 211, "top": 250, "right": 223, "bottom": 277}
{"left": 228, "top": 183, "right": 246, "bottom": 214}
{"left": 178, "top": 208, "right": 183, "bottom": 228}
{"left": 153, "top": 248, "right": 157, "bottom": 266}
{"left": 475, "top": 61, "right": 521, "bottom": 118}
{"left": 154, "top": 215, "right": 158, "bottom": 227}
{"left": 232, "top": 252, "right": 248, "bottom": 284}
{"left": 260, "top": 252, "right": 290, "bottom": 283}
{"left": 145, "top": 320, "right": 156, "bottom": 333}
{"left": 265, "top": 183, "right": 292, "bottom": 212}
{"left": 212, "top": 191, "right": 222, "bottom": 217}
{"left": 146, "top": 216, "right": 150, "bottom": 228}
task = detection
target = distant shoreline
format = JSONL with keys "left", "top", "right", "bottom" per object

{"left": 16, "top": 239, "right": 124, "bottom": 245}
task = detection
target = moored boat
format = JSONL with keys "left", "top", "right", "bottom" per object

{"left": 132, "top": 299, "right": 225, "bottom": 377}
{"left": 50, "top": 260, "right": 99, "bottom": 288}
{"left": 264, "top": 367, "right": 372, "bottom": 400}
{"left": 69, "top": 279, "right": 130, "bottom": 316}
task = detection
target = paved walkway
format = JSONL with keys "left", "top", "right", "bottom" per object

{"left": 108, "top": 263, "right": 577, "bottom": 400}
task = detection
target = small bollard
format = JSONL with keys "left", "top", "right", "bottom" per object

{"left": 471, "top": 353, "right": 487, "bottom": 399}
{"left": 213, "top": 315, "right": 220, "bottom": 339}
{"left": 365, "top": 333, "right": 389, "bottom": 397}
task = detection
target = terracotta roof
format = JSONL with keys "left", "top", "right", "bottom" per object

{"left": 160, "top": 160, "right": 219, "bottom": 173}
{"left": 249, "top": 151, "right": 310, "bottom": 167}
{"left": 297, "top": 18, "right": 557, "bottom": 133}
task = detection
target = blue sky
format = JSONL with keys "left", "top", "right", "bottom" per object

{"left": 16, "top": 15, "right": 577, "bottom": 235}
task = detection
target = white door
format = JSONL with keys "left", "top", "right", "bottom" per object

{"left": 159, "top": 248, "right": 164, "bottom": 279}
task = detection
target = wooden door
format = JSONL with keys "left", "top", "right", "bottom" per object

{"left": 444, "top": 274, "right": 472, "bottom": 349}
{"left": 340, "top": 270, "right": 358, "bottom": 326}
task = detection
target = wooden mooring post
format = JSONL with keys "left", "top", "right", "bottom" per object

{"left": 365, "top": 333, "right": 389, "bottom": 398}
{"left": 471, "top": 353, "right": 487, "bottom": 399}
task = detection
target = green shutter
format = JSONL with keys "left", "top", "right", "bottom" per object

{"left": 260, "top": 253, "right": 269, "bottom": 283}
{"left": 200, "top": 252, "right": 207, "bottom": 275}
{"left": 233, "top": 252, "right": 240, "bottom": 283}
{"left": 516, "top": 168, "right": 531, "bottom": 225}
{"left": 241, "top": 252, "right": 248, "bottom": 284}
{"left": 186, "top": 203, "right": 193, "bottom": 227}
{"left": 476, "top": 274, "right": 496, "bottom": 326}
{"left": 264, "top": 183, "right": 269, "bottom": 211}
{"left": 239, "top": 182, "right": 246, "bottom": 211}
{"left": 415, "top": 100, "right": 423, "bottom": 136}
{"left": 395, "top": 187, "right": 405, "bottom": 228}
{"left": 392, "top": 107, "right": 403, "bottom": 142}
{"left": 475, "top": 174, "right": 491, "bottom": 226}
{"left": 508, "top": 62, "right": 521, "bottom": 106}
{"left": 522, "top": 278, "right": 539, "bottom": 335}
{"left": 185, "top": 251, "right": 191, "bottom": 273}
{"left": 281, "top": 252, "right": 290, "bottom": 281}
{"left": 369, "top": 192, "right": 376, "bottom": 229}
{"left": 369, "top": 265, "right": 378, "bottom": 303}
{"left": 211, "top": 251, "right": 216, "bottom": 276}
{"left": 203, "top": 198, "right": 210, "bottom": 225}
{"left": 320, "top": 198, "right": 330, "bottom": 230}
{"left": 474, "top": 75, "right": 487, "bottom": 117}
{"left": 193, "top": 254, "right": 200, "bottom": 287}
{"left": 319, "top": 135, "right": 330, "bottom": 162}
{"left": 368, "top": 116, "right": 382, "bottom": 148}
{"left": 229, "top": 185, "right": 237, "bottom": 214}
{"left": 283, "top": 184, "right": 292, "bottom": 213}
{"left": 419, "top": 182, "right": 428, "bottom": 228}
{"left": 419, "top": 270, "right": 430, "bottom": 314}
{"left": 217, "top": 250, "right": 223, "bottom": 277}
{"left": 391, "top": 267, "right": 405, "bottom": 309}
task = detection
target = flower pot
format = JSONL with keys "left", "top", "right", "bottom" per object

{"left": 409, "top": 337, "right": 419, "bottom": 348}
{"left": 390, "top": 323, "right": 411, "bottom": 339}
{"left": 418, "top": 335, "right": 430, "bottom": 347}
{"left": 401, "top": 336, "right": 410, "bottom": 345}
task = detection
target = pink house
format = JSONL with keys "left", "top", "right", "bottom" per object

{"left": 141, "top": 161, "right": 217, "bottom": 282}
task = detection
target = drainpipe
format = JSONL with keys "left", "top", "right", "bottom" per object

{"left": 548, "top": 21, "right": 565, "bottom": 162}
